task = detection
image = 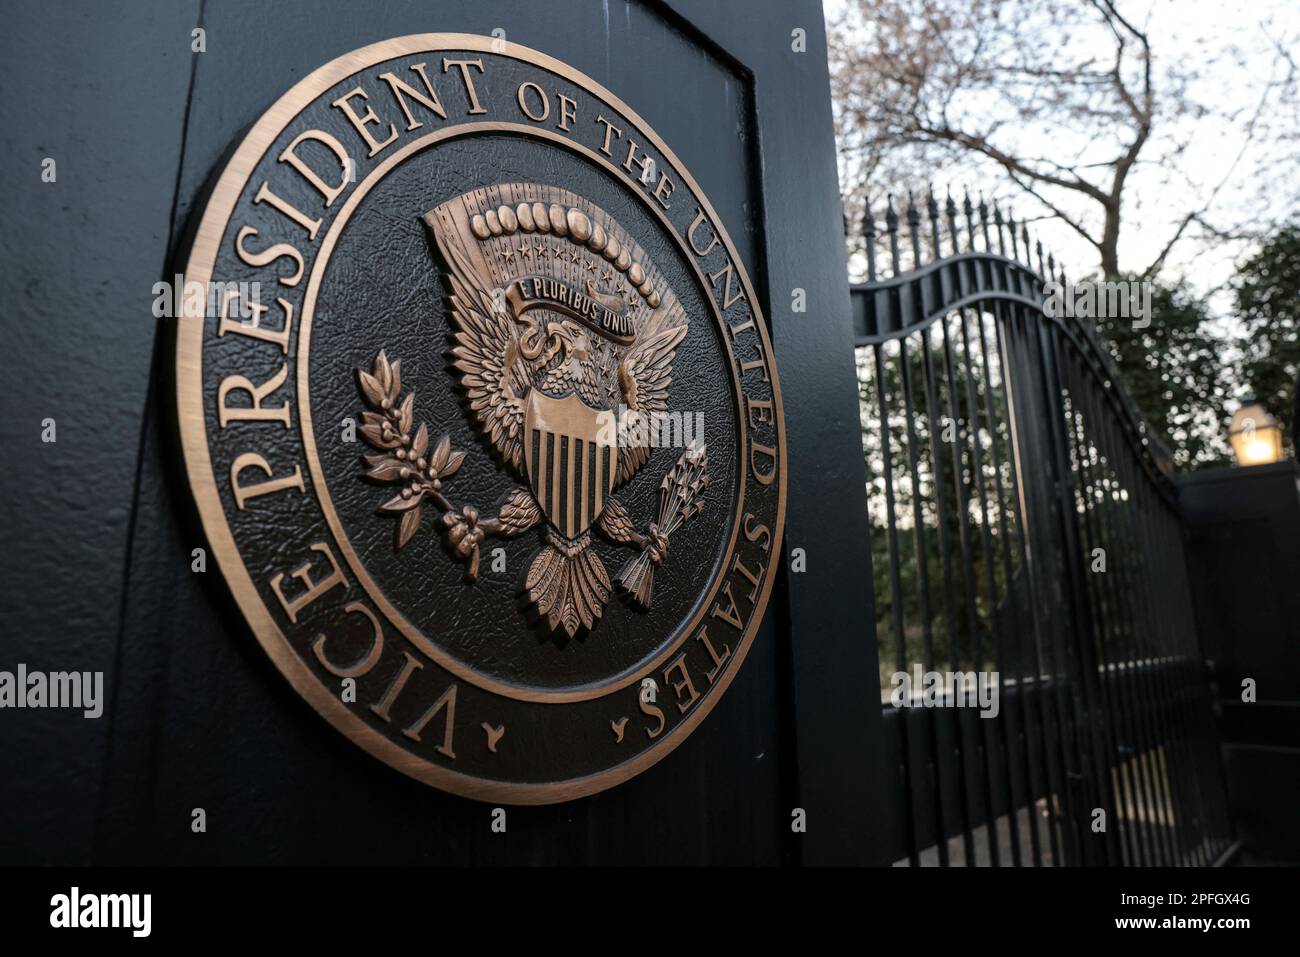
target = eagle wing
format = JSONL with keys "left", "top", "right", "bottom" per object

{"left": 442, "top": 233, "right": 527, "bottom": 472}
{"left": 615, "top": 322, "right": 688, "bottom": 486}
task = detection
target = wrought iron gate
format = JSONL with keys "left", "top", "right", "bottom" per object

{"left": 849, "top": 192, "right": 1233, "bottom": 865}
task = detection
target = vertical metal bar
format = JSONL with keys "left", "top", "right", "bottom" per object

{"left": 898, "top": 333, "right": 950, "bottom": 866}
{"left": 942, "top": 195, "right": 1016, "bottom": 865}
{"left": 1086, "top": 392, "right": 1172, "bottom": 864}
{"left": 1063, "top": 363, "right": 1162, "bottom": 863}
{"left": 933, "top": 193, "right": 1001, "bottom": 865}
{"left": 1076, "top": 385, "right": 1155, "bottom": 864}
{"left": 1120, "top": 436, "right": 1192, "bottom": 864}
{"left": 1058, "top": 367, "right": 1149, "bottom": 865}
{"left": 873, "top": 339, "right": 921, "bottom": 865}
{"left": 886, "top": 197, "right": 901, "bottom": 278}
{"left": 957, "top": 303, "right": 1024, "bottom": 865}
{"left": 1010, "top": 309, "right": 1091, "bottom": 863}
{"left": 1086, "top": 390, "right": 1183, "bottom": 864}
{"left": 972, "top": 304, "right": 1046, "bottom": 867}
{"left": 941, "top": 311, "right": 1001, "bottom": 866}
{"left": 918, "top": 316, "right": 979, "bottom": 864}
{"left": 1057, "top": 384, "right": 1132, "bottom": 865}
{"left": 995, "top": 304, "right": 1074, "bottom": 864}
{"left": 1123, "top": 441, "right": 1207, "bottom": 865}
{"left": 863, "top": 204, "right": 878, "bottom": 283}
{"left": 1032, "top": 321, "right": 1114, "bottom": 865}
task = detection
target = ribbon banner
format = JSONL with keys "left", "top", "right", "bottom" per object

{"left": 505, "top": 275, "right": 636, "bottom": 344}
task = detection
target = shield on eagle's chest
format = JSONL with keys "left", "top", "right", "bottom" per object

{"left": 524, "top": 391, "right": 617, "bottom": 540}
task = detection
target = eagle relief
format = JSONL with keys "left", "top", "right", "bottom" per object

{"left": 175, "top": 35, "right": 785, "bottom": 802}
{"left": 354, "top": 184, "right": 706, "bottom": 638}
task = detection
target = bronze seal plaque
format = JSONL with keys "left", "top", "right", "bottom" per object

{"left": 175, "top": 34, "right": 786, "bottom": 802}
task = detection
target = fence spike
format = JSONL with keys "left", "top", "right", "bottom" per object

{"left": 886, "top": 195, "right": 902, "bottom": 277}
{"left": 945, "top": 189, "right": 961, "bottom": 255}
{"left": 963, "top": 190, "right": 977, "bottom": 252}
{"left": 862, "top": 200, "right": 878, "bottom": 282}
{"left": 925, "top": 188, "right": 942, "bottom": 264}
{"left": 905, "top": 191, "right": 922, "bottom": 269}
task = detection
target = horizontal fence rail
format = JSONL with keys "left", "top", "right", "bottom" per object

{"left": 850, "top": 191, "right": 1232, "bottom": 865}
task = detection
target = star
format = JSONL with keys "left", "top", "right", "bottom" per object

{"left": 584, "top": 258, "right": 597, "bottom": 273}
{"left": 534, "top": 242, "right": 548, "bottom": 257}
{"left": 516, "top": 244, "right": 531, "bottom": 259}
{"left": 502, "top": 248, "right": 516, "bottom": 264}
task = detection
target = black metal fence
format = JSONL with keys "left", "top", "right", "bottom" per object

{"left": 849, "top": 192, "right": 1234, "bottom": 865}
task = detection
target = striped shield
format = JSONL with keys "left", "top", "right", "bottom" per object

{"left": 524, "top": 391, "right": 617, "bottom": 540}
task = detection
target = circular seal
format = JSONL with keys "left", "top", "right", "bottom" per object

{"left": 176, "top": 34, "right": 786, "bottom": 802}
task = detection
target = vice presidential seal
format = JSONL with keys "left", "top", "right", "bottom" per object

{"left": 175, "top": 34, "right": 786, "bottom": 802}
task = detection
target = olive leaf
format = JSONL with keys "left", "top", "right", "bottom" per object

{"left": 388, "top": 358, "right": 401, "bottom": 402}
{"left": 357, "top": 370, "right": 384, "bottom": 407}
{"left": 443, "top": 449, "right": 466, "bottom": 478}
{"left": 398, "top": 392, "right": 414, "bottom": 433}
{"left": 364, "top": 457, "right": 406, "bottom": 481}
{"left": 380, "top": 490, "right": 423, "bottom": 512}
{"left": 430, "top": 434, "right": 451, "bottom": 474}
{"left": 397, "top": 506, "right": 421, "bottom": 549}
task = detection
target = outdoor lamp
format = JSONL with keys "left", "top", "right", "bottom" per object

{"left": 1228, "top": 399, "right": 1283, "bottom": 466}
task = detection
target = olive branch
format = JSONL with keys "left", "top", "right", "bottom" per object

{"left": 356, "top": 350, "right": 540, "bottom": 580}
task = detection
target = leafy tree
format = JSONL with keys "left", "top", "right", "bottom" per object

{"left": 1234, "top": 224, "right": 1300, "bottom": 458}
{"left": 1095, "top": 278, "right": 1232, "bottom": 468}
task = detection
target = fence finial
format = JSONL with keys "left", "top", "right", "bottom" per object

{"left": 885, "top": 195, "right": 902, "bottom": 276}
{"left": 862, "top": 201, "right": 877, "bottom": 242}
{"left": 989, "top": 197, "right": 1004, "bottom": 255}
{"left": 862, "top": 200, "right": 879, "bottom": 281}
{"left": 945, "top": 189, "right": 960, "bottom": 254}
{"left": 925, "top": 188, "right": 941, "bottom": 263}
{"left": 905, "top": 191, "right": 922, "bottom": 269}
{"left": 962, "top": 190, "right": 977, "bottom": 251}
